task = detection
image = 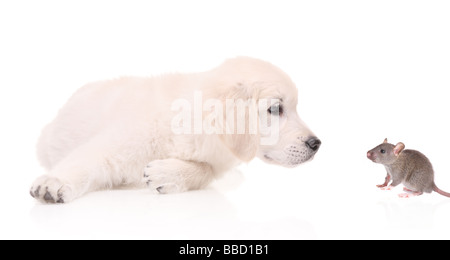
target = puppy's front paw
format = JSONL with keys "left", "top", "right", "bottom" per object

{"left": 143, "top": 160, "right": 187, "bottom": 194}
{"left": 30, "top": 175, "right": 72, "bottom": 203}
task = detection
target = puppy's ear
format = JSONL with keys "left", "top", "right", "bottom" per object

{"left": 219, "top": 83, "right": 259, "bottom": 162}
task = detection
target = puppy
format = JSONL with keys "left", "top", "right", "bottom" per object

{"left": 30, "top": 57, "right": 321, "bottom": 203}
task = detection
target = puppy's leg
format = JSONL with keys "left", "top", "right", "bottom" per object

{"left": 30, "top": 136, "right": 120, "bottom": 203}
{"left": 143, "top": 159, "right": 214, "bottom": 194}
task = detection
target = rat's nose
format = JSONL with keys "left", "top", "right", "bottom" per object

{"left": 306, "top": 137, "right": 321, "bottom": 152}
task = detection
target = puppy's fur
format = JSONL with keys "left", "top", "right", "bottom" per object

{"left": 31, "top": 57, "right": 320, "bottom": 203}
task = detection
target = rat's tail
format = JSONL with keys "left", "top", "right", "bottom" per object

{"left": 433, "top": 185, "right": 450, "bottom": 198}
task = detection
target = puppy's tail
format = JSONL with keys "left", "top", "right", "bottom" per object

{"left": 433, "top": 184, "right": 450, "bottom": 198}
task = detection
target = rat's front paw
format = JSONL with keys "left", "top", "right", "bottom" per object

{"left": 143, "top": 160, "right": 187, "bottom": 194}
{"left": 380, "top": 185, "right": 394, "bottom": 191}
{"left": 30, "top": 175, "right": 73, "bottom": 203}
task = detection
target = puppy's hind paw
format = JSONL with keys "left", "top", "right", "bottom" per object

{"left": 30, "top": 175, "right": 72, "bottom": 204}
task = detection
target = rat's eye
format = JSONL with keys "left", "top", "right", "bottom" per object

{"left": 268, "top": 103, "right": 283, "bottom": 116}
{"left": 380, "top": 149, "right": 386, "bottom": 154}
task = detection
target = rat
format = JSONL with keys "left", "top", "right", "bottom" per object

{"left": 367, "top": 138, "right": 450, "bottom": 198}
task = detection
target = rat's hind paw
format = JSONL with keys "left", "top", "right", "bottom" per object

{"left": 398, "top": 191, "right": 422, "bottom": 198}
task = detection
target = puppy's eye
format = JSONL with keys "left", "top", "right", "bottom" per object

{"left": 268, "top": 104, "right": 283, "bottom": 116}
{"left": 380, "top": 149, "right": 386, "bottom": 154}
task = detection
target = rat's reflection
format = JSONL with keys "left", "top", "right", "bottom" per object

{"left": 378, "top": 198, "right": 450, "bottom": 229}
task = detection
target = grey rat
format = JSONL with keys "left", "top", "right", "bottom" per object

{"left": 367, "top": 138, "right": 450, "bottom": 198}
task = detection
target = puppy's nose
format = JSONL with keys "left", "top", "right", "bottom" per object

{"left": 306, "top": 137, "right": 321, "bottom": 152}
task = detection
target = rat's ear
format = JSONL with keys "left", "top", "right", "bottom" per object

{"left": 383, "top": 138, "right": 388, "bottom": 144}
{"left": 393, "top": 142, "right": 405, "bottom": 156}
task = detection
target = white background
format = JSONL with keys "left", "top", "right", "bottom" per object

{"left": 1, "top": 0, "right": 450, "bottom": 240}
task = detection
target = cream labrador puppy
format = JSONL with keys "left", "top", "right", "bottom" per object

{"left": 30, "top": 57, "right": 321, "bottom": 203}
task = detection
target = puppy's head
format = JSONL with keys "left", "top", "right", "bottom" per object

{"left": 215, "top": 57, "right": 321, "bottom": 167}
